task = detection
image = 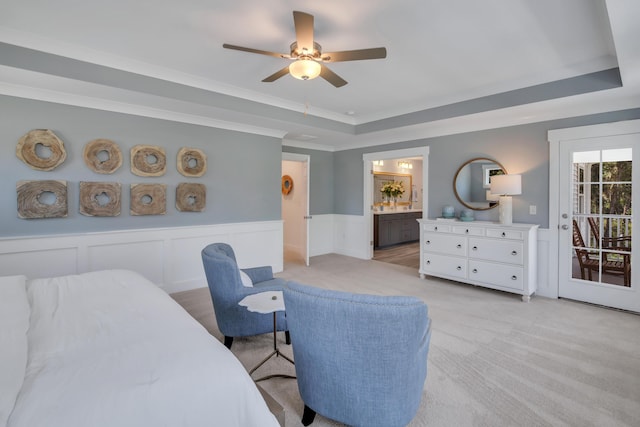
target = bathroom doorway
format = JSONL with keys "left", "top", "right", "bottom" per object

{"left": 363, "top": 147, "right": 430, "bottom": 263}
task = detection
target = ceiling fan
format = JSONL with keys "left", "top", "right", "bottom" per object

{"left": 223, "top": 11, "right": 387, "bottom": 88}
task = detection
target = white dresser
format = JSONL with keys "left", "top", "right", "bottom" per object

{"left": 418, "top": 219, "right": 539, "bottom": 301}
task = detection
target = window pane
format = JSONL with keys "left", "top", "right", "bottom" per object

{"left": 602, "top": 184, "right": 632, "bottom": 215}
{"left": 573, "top": 150, "right": 600, "bottom": 164}
{"left": 602, "top": 160, "right": 632, "bottom": 183}
{"left": 589, "top": 184, "right": 601, "bottom": 215}
{"left": 573, "top": 184, "right": 586, "bottom": 215}
{"left": 602, "top": 148, "right": 632, "bottom": 163}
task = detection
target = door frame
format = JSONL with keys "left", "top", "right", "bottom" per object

{"left": 282, "top": 152, "right": 310, "bottom": 266}
{"left": 363, "top": 146, "right": 430, "bottom": 259}
{"left": 548, "top": 118, "right": 640, "bottom": 300}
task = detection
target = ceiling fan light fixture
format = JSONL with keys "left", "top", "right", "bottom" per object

{"left": 289, "top": 59, "right": 321, "bottom": 80}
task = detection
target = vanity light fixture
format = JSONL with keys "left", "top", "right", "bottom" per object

{"left": 373, "top": 160, "right": 384, "bottom": 166}
{"left": 490, "top": 174, "right": 521, "bottom": 225}
{"left": 398, "top": 161, "right": 413, "bottom": 169}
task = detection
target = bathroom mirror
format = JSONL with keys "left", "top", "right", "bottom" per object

{"left": 373, "top": 172, "right": 412, "bottom": 205}
{"left": 453, "top": 157, "right": 506, "bottom": 210}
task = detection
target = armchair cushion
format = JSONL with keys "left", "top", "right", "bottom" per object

{"left": 239, "top": 270, "right": 253, "bottom": 287}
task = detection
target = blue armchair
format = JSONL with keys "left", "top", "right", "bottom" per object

{"left": 283, "top": 282, "right": 431, "bottom": 427}
{"left": 201, "top": 243, "right": 289, "bottom": 349}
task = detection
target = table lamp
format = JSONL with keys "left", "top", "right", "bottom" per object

{"left": 490, "top": 174, "right": 521, "bottom": 225}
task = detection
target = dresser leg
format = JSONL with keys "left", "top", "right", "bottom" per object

{"left": 521, "top": 294, "right": 531, "bottom": 303}
{"left": 419, "top": 273, "right": 425, "bottom": 279}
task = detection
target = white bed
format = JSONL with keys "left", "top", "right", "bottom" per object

{"left": 0, "top": 269, "right": 279, "bottom": 427}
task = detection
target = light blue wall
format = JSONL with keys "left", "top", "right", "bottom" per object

{"left": 4, "top": 94, "right": 640, "bottom": 237}
{"left": 281, "top": 146, "right": 334, "bottom": 215}
{"left": 284, "top": 109, "right": 640, "bottom": 229}
{"left": 332, "top": 108, "right": 640, "bottom": 228}
{"left": 1, "top": 95, "right": 282, "bottom": 237}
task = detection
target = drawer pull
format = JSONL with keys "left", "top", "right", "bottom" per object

{"left": 426, "top": 260, "right": 431, "bottom": 265}
{"left": 434, "top": 226, "right": 438, "bottom": 231}
{"left": 456, "top": 266, "right": 462, "bottom": 271}
{"left": 426, "top": 240, "right": 431, "bottom": 245}
{"left": 472, "top": 246, "right": 478, "bottom": 251}
{"left": 511, "top": 250, "right": 518, "bottom": 256}
{"left": 511, "top": 275, "right": 517, "bottom": 280}
{"left": 456, "top": 244, "right": 462, "bottom": 249}
{"left": 472, "top": 268, "right": 478, "bottom": 273}
{"left": 502, "top": 232, "right": 506, "bottom": 237}
{"left": 465, "top": 229, "right": 469, "bottom": 234}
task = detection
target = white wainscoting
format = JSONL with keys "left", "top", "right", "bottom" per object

{"left": 332, "top": 214, "right": 370, "bottom": 259}
{"left": 535, "top": 228, "right": 553, "bottom": 299}
{"left": 308, "top": 214, "right": 335, "bottom": 257}
{"left": 0, "top": 221, "right": 283, "bottom": 294}
{"left": 2, "top": 216, "right": 553, "bottom": 299}
{"left": 307, "top": 214, "right": 369, "bottom": 259}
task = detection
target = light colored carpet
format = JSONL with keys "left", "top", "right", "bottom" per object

{"left": 175, "top": 254, "right": 640, "bottom": 427}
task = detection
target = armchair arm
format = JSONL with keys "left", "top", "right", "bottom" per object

{"left": 241, "top": 266, "right": 274, "bottom": 284}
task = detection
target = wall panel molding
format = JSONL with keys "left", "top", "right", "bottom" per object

{"left": 0, "top": 221, "right": 283, "bottom": 294}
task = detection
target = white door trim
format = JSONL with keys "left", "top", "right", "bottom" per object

{"left": 363, "top": 146, "right": 430, "bottom": 259}
{"left": 548, "top": 118, "right": 640, "bottom": 301}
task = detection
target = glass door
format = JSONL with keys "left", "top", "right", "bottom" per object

{"left": 558, "top": 135, "right": 638, "bottom": 312}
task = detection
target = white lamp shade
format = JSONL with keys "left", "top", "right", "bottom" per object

{"left": 289, "top": 59, "right": 321, "bottom": 80}
{"left": 490, "top": 174, "right": 522, "bottom": 196}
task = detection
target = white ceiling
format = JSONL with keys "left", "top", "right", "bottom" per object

{"left": 1, "top": 0, "right": 639, "bottom": 150}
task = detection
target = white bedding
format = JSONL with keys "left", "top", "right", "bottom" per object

{"left": 2, "top": 269, "right": 278, "bottom": 427}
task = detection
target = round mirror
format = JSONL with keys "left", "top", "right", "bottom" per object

{"left": 453, "top": 157, "right": 506, "bottom": 211}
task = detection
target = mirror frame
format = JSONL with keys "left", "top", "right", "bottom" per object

{"left": 453, "top": 157, "right": 507, "bottom": 211}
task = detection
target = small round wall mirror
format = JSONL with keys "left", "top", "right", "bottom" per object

{"left": 453, "top": 157, "right": 506, "bottom": 211}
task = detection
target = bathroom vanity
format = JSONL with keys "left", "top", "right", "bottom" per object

{"left": 373, "top": 210, "right": 422, "bottom": 248}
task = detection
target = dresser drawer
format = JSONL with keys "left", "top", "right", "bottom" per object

{"left": 423, "top": 253, "right": 467, "bottom": 279}
{"left": 468, "top": 238, "right": 524, "bottom": 264}
{"left": 468, "top": 260, "right": 524, "bottom": 291}
{"left": 423, "top": 232, "right": 466, "bottom": 256}
{"left": 485, "top": 228, "right": 524, "bottom": 240}
{"left": 422, "top": 223, "right": 452, "bottom": 233}
{"left": 452, "top": 225, "right": 485, "bottom": 236}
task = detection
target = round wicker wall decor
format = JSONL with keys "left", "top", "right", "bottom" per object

{"left": 282, "top": 175, "right": 294, "bottom": 195}
{"left": 16, "top": 129, "right": 67, "bottom": 171}
{"left": 83, "top": 139, "right": 123, "bottom": 174}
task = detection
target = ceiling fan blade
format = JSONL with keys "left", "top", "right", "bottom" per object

{"left": 319, "top": 64, "right": 347, "bottom": 88}
{"left": 223, "top": 43, "right": 289, "bottom": 59}
{"left": 321, "top": 47, "right": 387, "bottom": 62}
{"left": 293, "top": 11, "right": 314, "bottom": 54}
{"left": 262, "top": 66, "right": 291, "bottom": 82}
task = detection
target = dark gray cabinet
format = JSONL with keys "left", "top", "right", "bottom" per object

{"left": 374, "top": 211, "right": 422, "bottom": 248}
